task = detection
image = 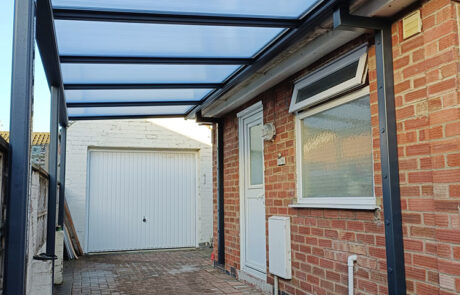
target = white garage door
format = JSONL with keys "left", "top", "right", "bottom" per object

{"left": 87, "top": 150, "right": 197, "bottom": 252}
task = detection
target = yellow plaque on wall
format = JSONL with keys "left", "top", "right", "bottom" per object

{"left": 402, "top": 10, "right": 422, "bottom": 39}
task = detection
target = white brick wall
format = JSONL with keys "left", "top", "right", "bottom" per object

{"left": 65, "top": 119, "right": 213, "bottom": 252}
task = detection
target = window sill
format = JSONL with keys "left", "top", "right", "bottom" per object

{"left": 289, "top": 197, "right": 379, "bottom": 210}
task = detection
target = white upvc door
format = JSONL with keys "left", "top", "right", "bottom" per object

{"left": 238, "top": 102, "right": 267, "bottom": 280}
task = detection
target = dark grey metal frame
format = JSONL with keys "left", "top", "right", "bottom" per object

{"left": 64, "top": 83, "right": 224, "bottom": 90}
{"left": 53, "top": 8, "right": 299, "bottom": 27}
{"left": 46, "top": 87, "right": 60, "bottom": 264}
{"left": 60, "top": 56, "right": 253, "bottom": 65}
{"left": 58, "top": 127, "right": 67, "bottom": 227}
{"left": 196, "top": 112, "right": 225, "bottom": 266}
{"left": 333, "top": 7, "right": 406, "bottom": 295}
{"left": 36, "top": 0, "right": 68, "bottom": 127}
{"left": 5, "top": 0, "right": 408, "bottom": 293}
{"left": 4, "top": 0, "right": 36, "bottom": 293}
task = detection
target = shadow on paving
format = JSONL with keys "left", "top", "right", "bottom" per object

{"left": 54, "top": 248, "right": 266, "bottom": 295}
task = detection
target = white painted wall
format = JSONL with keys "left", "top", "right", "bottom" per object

{"left": 65, "top": 119, "right": 213, "bottom": 252}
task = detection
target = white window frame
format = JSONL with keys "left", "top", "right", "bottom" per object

{"left": 289, "top": 45, "right": 368, "bottom": 113}
{"left": 290, "top": 87, "right": 378, "bottom": 210}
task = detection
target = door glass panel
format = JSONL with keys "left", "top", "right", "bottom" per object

{"left": 249, "top": 124, "right": 263, "bottom": 185}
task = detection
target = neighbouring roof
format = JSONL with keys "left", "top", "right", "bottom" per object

{"left": 0, "top": 131, "right": 51, "bottom": 145}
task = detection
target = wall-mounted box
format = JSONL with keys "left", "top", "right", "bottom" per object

{"left": 268, "top": 216, "right": 292, "bottom": 279}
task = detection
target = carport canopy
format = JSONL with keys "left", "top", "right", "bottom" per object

{"left": 42, "top": 0, "right": 325, "bottom": 121}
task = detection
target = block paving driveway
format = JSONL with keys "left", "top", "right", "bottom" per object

{"left": 54, "top": 248, "right": 265, "bottom": 295}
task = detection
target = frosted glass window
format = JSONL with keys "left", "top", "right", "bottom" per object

{"left": 249, "top": 124, "right": 263, "bottom": 185}
{"left": 55, "top": 20, "right": 283, "bottom": 58}
{"left": 61, "top": 64, "right": 240, "bottom": 84}
{"left": 52, "top": 0, "right": 319, "bottom": 18}
{"left": 68, "top": 105, "right": 192, "bottom": 118}
{"left": 65, "top": 89, "right": 212, "bottom": 103}
{"left": 300, "top": 95, "right": 372, "bottom": 199}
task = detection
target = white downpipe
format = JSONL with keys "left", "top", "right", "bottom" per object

{"left": 273, "top": 275, "right": 279, "bottom": 295}
{"left": 348, "top": 255, "right": 358, "bottom": 295}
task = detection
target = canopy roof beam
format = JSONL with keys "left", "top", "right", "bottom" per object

{"left": 60, "top": 56, "right": 253, "bottom": 65}
{"left": 36, "top": 0, "right": 68, "bottom": 126}
{"left": 64, "top": 83, "right": 224, "bottom": 90}
{"left": 69, "top": 114, "right": 185, "bottom": 121}
{"left": 67, "top": 101, "right": 201, "bottom": 108}
{"left": 53, "top": 8, "right": 299, "bottom": 27}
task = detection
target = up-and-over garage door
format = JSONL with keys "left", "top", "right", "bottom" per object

{"left": 87, "top": 150, "right": 196, "bottom": 252}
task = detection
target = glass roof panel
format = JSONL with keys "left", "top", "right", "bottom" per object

{"left": 65, "top": 89, "right": 212, "bottom": 103}
{"left": 52, "top": 0, "right": 319, "bottom": 18}
{"left": 68, "top": 105, "right": 192, "bottom": 117}
{"left": 61, "top": 64, "right": 240, "bottom": 84}
{"left": 55, "top": 20, "right": 284, "bottom": 58}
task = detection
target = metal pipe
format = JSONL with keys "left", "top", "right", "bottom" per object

{"left": 333, "top": 8, "right": 406, "bottom": 294}
{"left": 57, "top": 127, "right": 67, "bottom": 226}
{"left": 195, "top": 112, "right": 225, "bottom": 266}
{"left": 217, "top": 120, "right": 225, "bottom": 265}
{"left": 273, "top": 275, "right": 279, "bottom": 295}
{"left": 3, "top": 0, "right": 35, "bottom": 293}
{"left": 347, "top": 255, "right": 357, "bottom": 295}
{"left": 46, "top": 86, "right": 60, "bottom": 290}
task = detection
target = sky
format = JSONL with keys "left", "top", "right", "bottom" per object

{"left": 1, "top": 1, "right": 51, "bottom": 132}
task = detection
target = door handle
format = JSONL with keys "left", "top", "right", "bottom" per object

{"left": 142, "top": 216, "right": 147, "bottom": 223}
{"left": 257, "top": 194, "right": 264, "bottom": 200}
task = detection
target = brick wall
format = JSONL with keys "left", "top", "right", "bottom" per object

{"left": 212, "top": 1, "right": 460, "bottom": 294}
{"left": 390, "top": 1, "right": 460, "bottom": 294}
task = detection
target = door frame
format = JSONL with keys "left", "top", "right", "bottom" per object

{"left": 237, "top": 101, "right": 267, "bottom": 281}
{"left": 84, "top": 147, "right": 199, "bottom": 253}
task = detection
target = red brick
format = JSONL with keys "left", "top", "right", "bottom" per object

{"left": 450, "top": 184, "right": 460, "bottom": 197}
{"left": 429, "top": 108, "right": 459, "bottom": 125}
{"left": 401, "top": 35, "right": 424, "bottom": 54}
{"left": 406, "top": 143, "right": 430, "bottom": 156}
{"left": 416, "top": 282, "right": 439, "bottom": 295}
{"left": 445, "top": 121, "right": 460, "bottom": 137}
{"left": 438, "top": 259, "right": 460, "bottom": 276}
{"left": 437, "top": 229, "right": 460, "bottom": 243}
{"left": 410, "top": 226, "right": 436, "bottom": 239}
{"left": 413, "top": 254, "right": 438, "bottom": 269}
{"left": 405, "top": 88, "right": 428, "bottom": 103}
{"left": 408, "top": 171, "right": 432, "bottom": 183}
{"left": 433, "top": 169, "right": 460, "bottom": 183}
{"left": 422, "top": 0, "right": 451, "bottom": 17}
{"left": 428, "top": 78, "right": 456, "bottom": 95}
{"left": 405, "top": 116, "right": 429, "bottom": 130}
{"left": 425, "top": 50, "right": 455, "bottom": 69}
{"left": 347, "top": 221, "right": 364, "bottom": 231}
{"left": 447, "top": 153, "right": 460, "bottom": 167}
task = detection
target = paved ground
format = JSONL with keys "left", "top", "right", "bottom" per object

{"left": 54, "top": 248, "right": 266, "bottom": 295}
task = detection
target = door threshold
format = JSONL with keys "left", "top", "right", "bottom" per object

{"left": 238, "top": 270, "right": 271, "bottom": 294}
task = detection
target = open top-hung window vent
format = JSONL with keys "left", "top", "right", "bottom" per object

{"left": 289, "top": 45, "right": 368, "bottom": 113}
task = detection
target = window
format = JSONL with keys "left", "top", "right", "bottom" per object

{"left": 289, "top": 45, "right": 368, "bottom": 113}
{"left": 289, "top": 46, "right": 376, "bottom": 210}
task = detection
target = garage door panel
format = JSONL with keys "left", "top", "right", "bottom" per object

{"left": 87, "top": 150, "right": 196, "bottom": 252}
